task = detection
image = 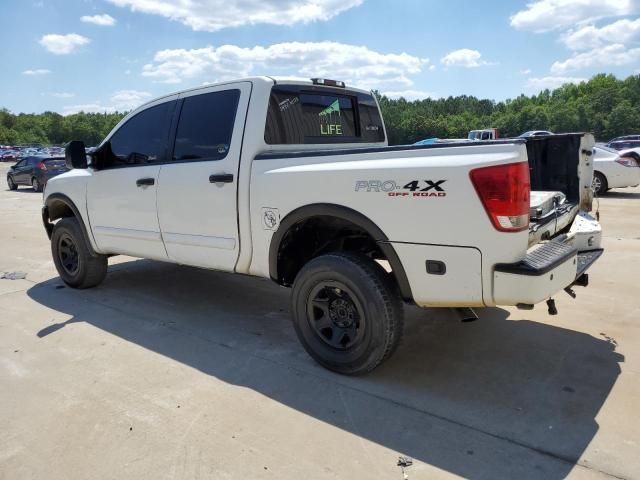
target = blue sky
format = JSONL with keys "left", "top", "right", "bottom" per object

{"left": 1, "top": 0, "right": 639, "bottom": 114}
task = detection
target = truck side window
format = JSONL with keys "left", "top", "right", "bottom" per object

{"left": 173, "top": 89, "right": 240, "bottom": 161}
{"left": 101, "top": 102, "right": 173, "bottom": 169}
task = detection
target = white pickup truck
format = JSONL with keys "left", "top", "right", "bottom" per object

{"left": 42, "top": 77, "right": 603, "bottom": 374}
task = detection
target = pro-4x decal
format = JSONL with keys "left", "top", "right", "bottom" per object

{"left": 354, "top": 180, "right": 447, "bottom": 198}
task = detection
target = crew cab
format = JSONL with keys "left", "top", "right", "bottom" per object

{"left": 41, "top": 77, "right": 603, "bottom": 374}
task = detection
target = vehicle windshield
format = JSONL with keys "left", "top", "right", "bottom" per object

{"left": 468, "top": 131, "right": 481, "bottom": 140}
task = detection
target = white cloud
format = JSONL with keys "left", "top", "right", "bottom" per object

{"left": 383, "top": 90, "right": 436, "bottom": 101}
{"left": 141, "top": 42, "right": 427, "bottom": 90}
{"left": 521, "top": 68, "right": 532, "bottom": 75}
{"left": 107, "top": 0, "right": 363, "bottom": 31}
{"left": 110, "top": 90, "right": 152, "bottom": 109}
{"left": 51, "top": 92, "right": 75, "bottom": 98}
{"left": 525, "top": 75, "right": 586, "bottom": 90}
{"left": 440, "top": 49, "right": 488, "bottom": 68}
{"left": 563, "top": 17, "right": 640, "bottom": 50}
{"left": 510, "top": 0, "right": 638, "bottom": 32}
{"left": 23, "top": 69, "right": 51, "bottom": 75}
{"left": 63, "top": 90, "right": 151, "bottom": 115}
{"left": 551, "top": 43, "right": 640, "bottom": 73}
{"left": 39, "top": 33, "right": 90, "bottom": 55}
{"left": 80, "top": 14, "right": 117, "bottom": 26}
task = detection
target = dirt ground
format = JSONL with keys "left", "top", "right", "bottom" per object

{"left": 1, "top": 162, "right": 639, "bottom": 480}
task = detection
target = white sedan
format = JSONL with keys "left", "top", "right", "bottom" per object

{"left": 592, "top": 145, "right": 640, "bottom": 195}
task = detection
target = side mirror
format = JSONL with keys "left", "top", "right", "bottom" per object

{"left": 65, "top": 141, "right": 88, "bottom": 169}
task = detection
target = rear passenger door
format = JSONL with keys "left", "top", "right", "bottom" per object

{"left": 157, "top": 82, "right": 250, "bottom": 271}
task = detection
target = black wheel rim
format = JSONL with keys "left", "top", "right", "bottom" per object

{"left": 7, "top": 177, "right": 14, "bottom": 189}
{"left": 306, "top": 281, "right": 365, "bottom": 350}
{"left": 57, "top": 233, "right": 79, "bottom": 275}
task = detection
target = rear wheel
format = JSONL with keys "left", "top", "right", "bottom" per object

{"left": 51, "top": 217, "right": 108, "bottom": 289}
{"left": 31, "top": 177, "right": 42, "bottom": 192}
{"left": 7, "top": 175, "right": 17, "bottom": 190}
{"left": 592, "top": 172, "right": 608, "bottom": 195}
{"left": 291, "top": 252, "right": 404, "bottom": 375}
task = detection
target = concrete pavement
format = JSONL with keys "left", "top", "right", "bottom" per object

{"left": 1, "top": 162, "right": 639, "bottom": 479}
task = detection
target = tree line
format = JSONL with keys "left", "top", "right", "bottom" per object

{"left": 377, "top": 73, "right": 640, "bottom": 144}
{"left": 1, "top": 73, "right": 639, "bottom": 147}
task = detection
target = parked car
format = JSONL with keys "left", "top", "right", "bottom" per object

{"left": 7, "top": 156, "right": 68, "bottom": 192}
{"left": 606, "top": 139, "right": 640, "bottom": 151}
{"left": 1, "top": 150, "right": 20, "bottom": 162}
{"left": 608, "top": 134, "right": 640, "bottom": 143}
{"left": 592, "top": 146, "right": 640, "bottom": 195}
{"left": 519, "top": 130, "right": 554, "bottom": 138}
{"left": 42, "top": 77, "right": 603, "bottom": 374}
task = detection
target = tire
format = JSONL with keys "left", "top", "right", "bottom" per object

{"left": 592, "top": 171, "right": 608, "bottom": 196}
{"left": 291, "top": 252, "right": 404, "bottom": 375}
{"left": 7, "top": 175, "right": 17, "bottom": 190}
{"left": 32, "top": 177, "right": 42, "bottom": 192}
{"left": 51, "top": 217, "right": 108, "bottom": 289}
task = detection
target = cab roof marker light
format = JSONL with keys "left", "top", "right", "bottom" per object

{"left": 311, "top": 78, "right": 346, "bottom": 88}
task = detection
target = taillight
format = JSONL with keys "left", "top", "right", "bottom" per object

{"left": 616, "top": 157, "right": 639, "bottom": 167}
{"left": 37, "top": 162, "right": 47, "bottom": 171}
{"left": 469, "top": 162, "right": 530, "bottom": 232}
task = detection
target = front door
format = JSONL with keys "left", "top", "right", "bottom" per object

{"left": 87, "top": 99, "right": 176, "bottom": 260}
{"left": 157, "top": 83, "right": 250, "bottom": 271}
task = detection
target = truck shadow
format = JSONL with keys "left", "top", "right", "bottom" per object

{"left": 27, "top": 259, "right": 623, "bottom": 479}
{"left": 602, "top": 190, "right": 640, "bottom": 199}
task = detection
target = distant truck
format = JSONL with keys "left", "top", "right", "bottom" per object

{"left": 468, "top": 128, "right": 499, "bottom": 141}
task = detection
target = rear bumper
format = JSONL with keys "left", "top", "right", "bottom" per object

{"left": 492, "top": 242, "right": 603, "bottom": 306}
{"left": 493, "top": 242, "right": 577, "bottom": 305}
{"left": 493, "top": 211, "right": 603, "bottom": 306}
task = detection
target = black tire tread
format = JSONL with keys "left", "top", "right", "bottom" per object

{"left": 52, "top": 217, "right": 107, "bottom": 289}
{"left": 292, "top": 252, "right": 404, "bottom": 374}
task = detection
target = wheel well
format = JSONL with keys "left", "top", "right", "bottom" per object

{"left": 47, "top": 199, "right": 75, "bottom": 221}
{"left": 269, "top": 205, "right": 413, "bottom": 302}
{"left": 275, "top": 215, "right": 385, "bottom": 287}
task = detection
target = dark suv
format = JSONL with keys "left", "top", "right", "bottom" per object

{"left": 7, "top": 156, "right": 68, "bottom": 192}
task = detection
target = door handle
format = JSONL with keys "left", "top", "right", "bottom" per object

{"left": 136, "top": 177, "right": 155, "bottom": 187}
{"left": 209, "top": 173, "right": 234, "bottom": 184}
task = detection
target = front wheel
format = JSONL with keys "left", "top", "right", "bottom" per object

{"left": 291, "top": 252, "right": 404, "bottom": 375}
{"left": 51, "top": 217, "right": 108, "bottom": 289}
{"left": 7, "top": 175, "right": 17, "bottom": 190}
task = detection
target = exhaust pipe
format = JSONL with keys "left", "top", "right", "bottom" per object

{"left": 454, "top": 307, "right": 479, "bottom": 323}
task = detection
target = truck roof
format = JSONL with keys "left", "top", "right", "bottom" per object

{"left": 136, "top": 76, "right": 374, "bottom": 111}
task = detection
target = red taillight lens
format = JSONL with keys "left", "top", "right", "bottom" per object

{"left": 37, "top": 162, "right": 47, "bottom": 171}
{"left": 469, "top": 162, "right": 530, "bottom": 232}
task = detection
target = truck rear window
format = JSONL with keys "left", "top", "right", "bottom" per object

{"left": 265, "top": 85, "right": 385, "bottom": 145}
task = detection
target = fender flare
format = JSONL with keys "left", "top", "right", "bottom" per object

{"left": 268, "top": 203, "right": 413, "bottom": 302}
{"left": 43, "top": 193, "right": 99, "bottom": 257}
